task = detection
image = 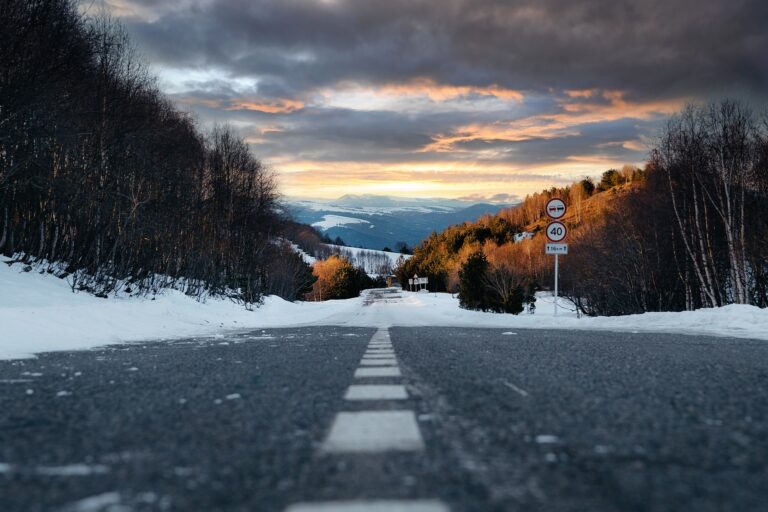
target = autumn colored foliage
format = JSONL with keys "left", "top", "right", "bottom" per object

{"left": 396, "top": 104, "right": 768, "bottom": 317}
{"left": 307, "top": 255, "right": 374, "bottom": 301}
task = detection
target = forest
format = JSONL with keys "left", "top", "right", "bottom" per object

{"left": 4, "top": 2, "right": 767, "bottom": 313}
{"left": 0, "top": 0, "right": 318, "bottom": 303}
{"left": 396, "top": 101, "right": 768, "bottom": 315}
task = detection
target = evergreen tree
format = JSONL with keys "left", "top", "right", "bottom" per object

{"left": 458, "top": 251, "right": 490, "bottom": 311}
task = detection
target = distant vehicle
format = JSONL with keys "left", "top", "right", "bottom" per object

{"left": 386, "top": 275, "right": 400, "bottom": 288}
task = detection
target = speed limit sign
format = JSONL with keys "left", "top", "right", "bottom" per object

{"left": 546, "top": 221, "right": 567, "bottom": 242}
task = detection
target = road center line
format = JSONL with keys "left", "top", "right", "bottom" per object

{"left": 286, "top": 328, "right": 445, "bottom": 511}
{"left": 321, "top": 410, "right": 424, "bottom": 453}
{"left": 344, "top": 384, "right": 408, "bottom": 401}
{"left": 354, "top": 366, "right": 402, "bottom": 378}
{"left": 359, "top": 358, "right": 398, "bottom": 366}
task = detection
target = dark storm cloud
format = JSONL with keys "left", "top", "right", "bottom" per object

{"left": 85, "top": 0, "right": 767, "bottom": 197}
{"left": 121, "top": 0, "right": 768, "bottom": 100}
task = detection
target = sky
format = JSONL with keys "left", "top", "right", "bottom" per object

{"left": 82, "top": 0, "right": 768, "bottom": 201}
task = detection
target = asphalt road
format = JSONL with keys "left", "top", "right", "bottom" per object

{"left": 2, "top": 322, "right": 768, "bottom": 511}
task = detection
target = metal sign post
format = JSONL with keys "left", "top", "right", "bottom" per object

{"left": 545, "top": 199, "right": 568, "bottom": 317}
{"left": 554, "top": 252, "right": 559, "bottom": 316}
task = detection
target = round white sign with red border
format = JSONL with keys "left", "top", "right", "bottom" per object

{"left": 546, "top": 221, "right": 567, "bottom": 242}
{"left": 545, "top": 198, "right": 567, "bottom": 220}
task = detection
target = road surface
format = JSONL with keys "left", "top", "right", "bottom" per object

{"left": 2, "top": 291, "right": 767, "bottom": 511}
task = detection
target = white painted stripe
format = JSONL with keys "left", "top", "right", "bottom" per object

{"left": 363, "top": 353, "right": 396, "bottom": 359}
{"left": 367, "top": 343, "right": 392, "bottom": 347}
{"left": 286, "top": 500, "right": 449, "bottom": 512}
{"left": 321, "top": 411, "right": 424, "bottom": 453}
{"left": 359, "top": 358, "right": 398, "bottom": 366}
{"left": 344, "top": 384, "right": 408, "bottom": 401}
{"left": 355, "top": 367, "right": 402, "bottom": 378}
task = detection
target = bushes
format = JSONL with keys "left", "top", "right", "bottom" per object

{"left": 308, "top": 255, "right": 374, "bottom": 301}
{"left": 458, "top": 251, "right": 489, "bottom": 310}
{"left": 264, "top": 242, "right": 317, "bottom": 301}
{"left": 458, "top": 251, "right": 534, "bottom": 314}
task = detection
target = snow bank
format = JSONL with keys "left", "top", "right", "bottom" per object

{"left": 0, "top": 259, "right": 359, "bottom": 360}
{"left": 325, "top": 291, "right": 768, "bottom": 342}
{"left": 2, "top": 257, "right": 766, "bottom": 360}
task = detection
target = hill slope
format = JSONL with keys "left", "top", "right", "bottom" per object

{"left": 287, "top": 196, "right": 513, "bottom": 250}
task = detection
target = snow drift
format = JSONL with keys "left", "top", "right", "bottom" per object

{"left": 1, "top": 257, "right": 767, "bottom": 360}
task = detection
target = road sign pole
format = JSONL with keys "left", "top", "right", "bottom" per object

{"left": 554, "top": 253, "right": 559, "bottom": 317}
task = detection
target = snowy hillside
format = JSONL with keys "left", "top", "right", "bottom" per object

{"left": 288, "top": 195, "right": 513, "bottom": 249}
{"left": 315, "top": 244, "right": 410, "bottom": 276}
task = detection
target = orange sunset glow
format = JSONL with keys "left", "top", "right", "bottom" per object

{"left": 84, "top": 0, "right": 764, "bottom": 201}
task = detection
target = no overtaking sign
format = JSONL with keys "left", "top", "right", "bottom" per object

{"left": 545, "top": 198, "right": 566, "bottom": 220}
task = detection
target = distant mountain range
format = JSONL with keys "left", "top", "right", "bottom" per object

{"left": 286, "top": 195, "right": 515, "bottom": 250}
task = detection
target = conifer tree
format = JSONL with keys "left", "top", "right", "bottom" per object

{"left": 458, "top": 251, "right": 489, "bottom": 311}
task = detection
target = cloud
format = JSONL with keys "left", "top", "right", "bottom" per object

{"left": 225, "top": 98, "right": 305, "bottom": 113}
{"left": 372, "top": 78, "right": 524, "bottom": 102}
{"left": 84, "top": 0, "right": 768, "bottom": 199}
{"left": 111, "top": 0, "right": 768, "bottom": 100}
{"left": 458, "top": 193, "right": 521, "bottom": 203}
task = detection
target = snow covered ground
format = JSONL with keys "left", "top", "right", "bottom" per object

{"left": 1, "top": 258, "right": 767, "bottom": 360}
{"left": 311, "top": 215, "right": 370, "bottom": 230}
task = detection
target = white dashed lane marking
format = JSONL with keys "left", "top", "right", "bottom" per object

{"left": 359, "top": 358, "right": 398, "bottom": 366}
{"left": 355, "top": 366, "right": 402, "bottom": 378}
{"left": 289, "top": 328, "right": 448, "bottom": 511}
{"left": 285, "top": 499, "right": 449, "bottom": 512}
{"left": 344, "top": 384, "right": 408, "bottom": 401}
{"left": 321, "top": 410, "right": 424, "bottom": 453}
